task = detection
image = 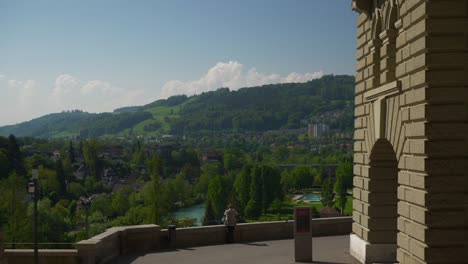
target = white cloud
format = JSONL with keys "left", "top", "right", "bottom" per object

{"left": 53, "top": 74, "right": 82, "bottom": 95}
{"left": 159, "top": 61, "right": 324, "bottom": 99}
{"left": 0, "top": 62, "right": 325, "bottom": 125}
{"left": 0, "top": 74, "right": 149, "bottom": 125}
{"left": 7, "top": 79, "right": 39, "bottom": 103}
{"left": 49, "top": 74, "right": 146, "bottom": 113}
{"left": 0, "top": 79, "right": 41, "bottom": 125}
{"left": 81, "top": 80, "right": 122, "bottom": 95}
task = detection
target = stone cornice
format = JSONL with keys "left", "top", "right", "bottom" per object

{"left": 364, "top": 81, "right": 401, "bottom": 102}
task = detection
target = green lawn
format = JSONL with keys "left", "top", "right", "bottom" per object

{"left": 246, "top": 195, "right": 353, "bottom": 222}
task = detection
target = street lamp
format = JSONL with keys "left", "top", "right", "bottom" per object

{"left": 78, "top": 196, "right": 92, "bottom": 239}
{"left": 28, "top": 169, "right": 40, "bottom": 264}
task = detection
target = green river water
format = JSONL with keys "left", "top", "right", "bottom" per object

{"left": 174, "top": 203, "right": 206, "bottom": 226}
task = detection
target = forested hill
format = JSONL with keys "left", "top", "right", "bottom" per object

{"left": 0, "top": 75, "right": 355, "bottom": 138}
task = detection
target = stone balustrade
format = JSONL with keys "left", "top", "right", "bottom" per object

{"left": 3, "top": 217, "right": 352, "bottom": 264}
{"left": 5, "top": 249, "right": 77, "bottom": 264}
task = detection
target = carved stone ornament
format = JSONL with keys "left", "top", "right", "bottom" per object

{"left": 352, "top": 0, "right": 372, "bottom": 16}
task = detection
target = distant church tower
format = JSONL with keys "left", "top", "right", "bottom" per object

{"left": 350, "top": 0, "right": 468, "bottom": 263}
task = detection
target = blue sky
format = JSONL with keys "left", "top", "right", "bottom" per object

{"left": 0, "top": 0, "right": 357, "bottom": 125}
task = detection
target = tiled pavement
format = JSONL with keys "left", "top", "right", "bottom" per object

{"left": 116, "top": 235, "right": 358, "bottom": 264}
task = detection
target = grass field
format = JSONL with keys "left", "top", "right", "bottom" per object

{"left": 247, "top": 196, "right": 353, "bottom": 222}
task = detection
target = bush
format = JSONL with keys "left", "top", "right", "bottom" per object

{"left": 244, "top": 199, "right": 261, "bottom": 219}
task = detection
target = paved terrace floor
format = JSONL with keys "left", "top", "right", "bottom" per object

{"left": 116, "top": 235, "right": 358, "bottom": 264}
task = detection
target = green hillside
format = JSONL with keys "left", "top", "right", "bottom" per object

{"left": 0, "top": 75, "right": 355, "bottom": 138}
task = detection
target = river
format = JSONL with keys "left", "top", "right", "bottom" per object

{"left": 174, "top": 203, "right": 206, "bottom": 226}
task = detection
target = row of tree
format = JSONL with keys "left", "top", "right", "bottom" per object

{"left": 0, "top": 134, "right": 353, "bottom": 245}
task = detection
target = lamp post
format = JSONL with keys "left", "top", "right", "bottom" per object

{"left": 28, "top": 169, "right": 40, "bottom": 264}
{"left": 78, "top": 196, "right": 92, "bottom": 239}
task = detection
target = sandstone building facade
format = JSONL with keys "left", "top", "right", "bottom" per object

{"left": 350, "top": 0, "right": 468, "bottom": 263}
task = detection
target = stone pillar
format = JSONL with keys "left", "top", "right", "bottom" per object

{"left": 395, "top": 1, "right": 468, "bottom": 263}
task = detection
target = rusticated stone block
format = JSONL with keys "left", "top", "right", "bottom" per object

{"left": 364, "top": 229, "right": 397, "bottom": 244}
{"left": 363, "top": 178, "right": 398, "bottom": 192}
{"left": 427, "top": 0, "right": 468, "bottom": 17}
{"left": 397, "top": 232, "right": 410, "bottom": 251}
{"left": 353, "top": 222, "right": 364, "bottom": 238}
{"left": 427, "top": 34, "right": 466, "bottom": 50}
{"left": 363, "top": 204, "right": 397, "bottom": 218}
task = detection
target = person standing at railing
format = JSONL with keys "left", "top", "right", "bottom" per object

{"left": 223, "top": 204, "right": 239, "bottom": 243}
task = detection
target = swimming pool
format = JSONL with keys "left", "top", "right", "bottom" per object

{"left": 298, "top": 193, "right": 322, "bottom": 202}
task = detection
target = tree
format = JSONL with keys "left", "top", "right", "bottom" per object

{"left": 336, "top": 162, "right": 353, "bottom": 189}
{"left": 272, "top": 146, "right": 289, "bottom": 163}
{"left": 223, "top": 147, "right": 244, "bottom": 173}
{"left": 36, "top": 198, "right": 71, "bottom": 243}
{"left": 82, "top": 140, "right": 101, "bottom": 179}
{"left": 39, "top": 167, "right": 61, "bottom": 199}
{"left": 67, "top": 182, "right": 85, "bottom": 199}
{"left": 321, "top": 176, "right": 334, "bottom": 208}
{"left": 280, "top": 170, "right": 295, "bottom": 193}
{"left": 269, "top": 198, "right": 283, "bottom": 219}
{"left": 205, "top": 175, "right": 229, "bottom": 222}
{"left": 55, "top": 159, "right": 67, "bottom": 195}
{"left": 260, "top": 165, "right": 282, "bottom": 214}
{"left": 112, "top": 189, "right": 131, "bottom": 217}
{"left": 7, "top": 135, "right": 26, "bottom": 176}
{"left": 180, "top": 163, "right": 199, "bottom": 184}
{"left": 334, "top": 173, "right": 347, "bottom": 215}
{"left": 244, "top": 166, "right": 262, "bottom": 219}
{"left": 293, "top": 166, "right": 312, "bottom": 190}
{"left": 202, "top": 200, "right": 216, "bottom": 226}
{"left": 146, "top": 155, "right": 163, "bottom": 224}
{"left": 84, "top": 176, "right": 104, "bottom": 194}
{"left": 68, "top": 141, "right": 76, "bottom": 163}
{"left": 0, "top": 172, "right": 30, "bottom": 244}
{"left": 233, "top": 165, "right": 252, "bottom": 213}
{"left": 172, "top": 171, "right": 193, "bottom": 205}
{"left": 0, "top": 149, "right": 10, "bottom": 180}
{"left": 195, "top": 162, "right": 223, "bottom": 199}
{"left": 90, "top": 193, "right": 113, "bottom": 218}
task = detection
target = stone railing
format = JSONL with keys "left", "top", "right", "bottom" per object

{"left": 3, "top": 217, "right": 352, "bottom": 264}
{"left": 5, "top": 249, "right": 77, "bottom": 264}
{"left": 77, "top": 225, "right": 160, "bottom": 264}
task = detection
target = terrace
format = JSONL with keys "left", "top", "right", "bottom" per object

{"left": 2, "top": 217, "right": 355, "bottom": 264}
{"left": 115, "top": 236, "right": 355, "bottom": 264}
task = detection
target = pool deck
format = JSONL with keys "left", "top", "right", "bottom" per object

{"left": 292, "top": 193, "right": 321, "bottom": 203}
{"left": 115, "top": 235, "right": 358, "bottom": 264}
{"left": 292, "top": 194, "right": 304, "bottom": 201}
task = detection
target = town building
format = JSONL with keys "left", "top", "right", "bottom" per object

{"left": 308, "top": 123, "right": 330, "bottom": 138}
